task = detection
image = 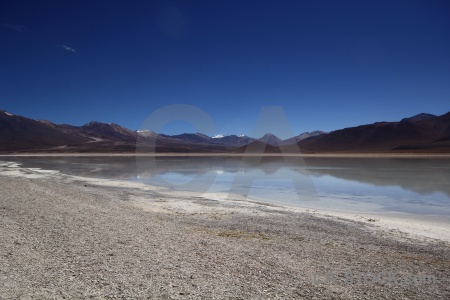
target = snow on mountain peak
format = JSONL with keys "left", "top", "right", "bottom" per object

{"left": 238, "top": 134, "right": 245, "bottom": 137}
{"left": 85, "top": 121, "right": 100, "bottom": 127}
{"left": 212, "top": 134, "right": 224, "bottom": 139}
{"left": 3, "top": 111, "right": 13, "bottom": 116}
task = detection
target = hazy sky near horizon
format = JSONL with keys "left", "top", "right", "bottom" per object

{"left": 1, "top": 0, "right": 449, "bottom": 137}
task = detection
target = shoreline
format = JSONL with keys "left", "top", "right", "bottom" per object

{"left": 1, "top": 162, "right": 450, "bottom": 298}
{"left": 1, "top": 152, "right": 450, "bottom": 158}
{"left": 2, "top": 160, "right": 450, "bottom": 243}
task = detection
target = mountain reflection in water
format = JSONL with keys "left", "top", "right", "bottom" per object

{"left": 7, "top": 156, "right": 450, "bottom": 216}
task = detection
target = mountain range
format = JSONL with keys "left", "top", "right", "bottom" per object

{"left": 0, "top": 109, "right": 449, "bottom": 153}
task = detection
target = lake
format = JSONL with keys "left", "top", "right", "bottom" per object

{"left": 4, "top": 156, "right": 450, "bottom": 217}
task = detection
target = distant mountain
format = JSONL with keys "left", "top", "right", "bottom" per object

{"left": 234, "top": 133, "right": 296, "bottom": 153}
{"left": 136, "top": 130, "right": 158, "bottom": 138}
{"left": 157, "top": 133, "right": 254, "bottom": 147}
{"left": 38, "top": 120, "right": 138, "bottom": 143}
{"left": 257, "top": 133, "right": 283, "bottom": 146}
{"left": 161, "top": 133, "right": 212, "bottom": 144}
{"left": 0, "top": 110, "right": 89, "bottom": 152}
{"left": 208, "top": 134, "right": 254, "bottom": 146}
{"left": 233, "top": 140, "right": 282, "bottom": 154}
{"left": 297, "top": 131, "right": 326, "bottom": 141}
{"left": 79, "top": 121, "right": 137, "bottom": 142}
{"left": 400, "top": 113, "right": 436, "bottom": 123}
{"left": 298, "top": 112, "right": 450, "bottom": 153}
{"left": 1, "top": 109, "right": 449, "bottom": 153}
{"left": 280, "top": 131, "right": 326, "bottom": 145}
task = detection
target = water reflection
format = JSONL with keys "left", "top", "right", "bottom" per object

{"left": 6, "top": 156, "right": 450, "bottom": 216}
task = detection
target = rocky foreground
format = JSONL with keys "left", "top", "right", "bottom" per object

{"left": 0, "top": 168, "right": 449, "bottom": 299}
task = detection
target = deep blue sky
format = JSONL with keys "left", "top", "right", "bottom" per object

{"left": 1, "top": 0, "right": 449, "bottom": 137}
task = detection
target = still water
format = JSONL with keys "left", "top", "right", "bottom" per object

{"left": 6, "top": 156, "right": 450, "bottom": 216}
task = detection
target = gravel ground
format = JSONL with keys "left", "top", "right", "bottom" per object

{"left": 1, "top": 169, "right": 449, "bottom": 299}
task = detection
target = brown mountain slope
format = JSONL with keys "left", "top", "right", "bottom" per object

{"left": 298, "top": 112, "right": 450, "bottom": 153}
{"left": 0, "top": 111, "right": 90, "bottom": 152}
{"left": 1, "top": 109, "right": 449, "bottom": 153}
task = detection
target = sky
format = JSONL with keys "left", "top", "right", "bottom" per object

{"left": 1, "top": 0, "right": 449, "bottom": 138}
